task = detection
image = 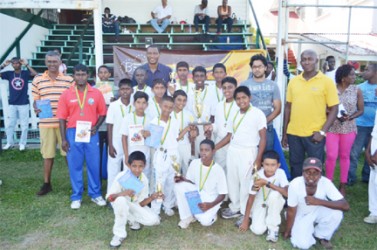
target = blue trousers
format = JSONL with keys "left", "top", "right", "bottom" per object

{"left": 266, "top": 124, "right": 274, "bottom": 151}
{"left": 287, "top": 134, "right": 325, "bottom": 179}
{"left": 151, "top": 19, "right": 170, "bottom": 33}
{"left": 348, "top": 126, "right": 372, "bottom": 184}
{"left": 66, "top": 128, "right": 102, "bottom": 201}
{"left": 194, "top": 15, "right": 210, "bottom": 32}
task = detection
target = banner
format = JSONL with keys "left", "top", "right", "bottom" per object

{"left": 113, "top": 47, "right": 266, "bottom": 85}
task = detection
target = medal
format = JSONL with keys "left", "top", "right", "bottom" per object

{"left": 80, "top": 111, "right": 84, "bottom": 116}
{"left": 262, "top": 203, "right": 267, "bottom": 208}
{"left": 75, "top": 85, "right": 88, "bottom": 117}
{"left": 224, "top": 123, "right": 227, "bottom": 128}
{"left": 160, "top": 147, "right": 164, "bottom": 151}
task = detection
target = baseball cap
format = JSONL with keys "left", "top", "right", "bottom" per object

{"left": 303, "top": 157, "right": 322, "bottom": 172}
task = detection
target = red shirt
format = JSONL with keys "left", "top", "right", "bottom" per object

{"left": 57, "top": 83, "right": 107, "bottom": 128}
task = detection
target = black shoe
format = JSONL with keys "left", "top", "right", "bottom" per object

{"left": 37, "top": 183, "right": 52, "bottom": 196}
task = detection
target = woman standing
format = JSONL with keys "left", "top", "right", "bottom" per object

{"left": 216, "top": 0, "right": 233, "bottom": 34}
{"left": 326, "top": 64, "right": 364, "bottom": 196}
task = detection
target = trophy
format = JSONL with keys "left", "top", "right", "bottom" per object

{"left": 169, "top": 72, "right": 176, "bottom": 85}
{"left": 251, "top": 163, "right": 259, "bottom": 191}
{"left": 171, "top": 155, "right": 181, "bottom": 177}
{"left": 156, "top": 182, "right": 163, "bottom": 203}
{"left": 192, "top": 88, "right": 211, "bottom": 125}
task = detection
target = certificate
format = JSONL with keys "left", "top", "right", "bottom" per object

{"left": 75, "top": 121, "right": 92, "bottom": 143}
{"left": 128, "top": 124, "right": 144, "bottom": 146}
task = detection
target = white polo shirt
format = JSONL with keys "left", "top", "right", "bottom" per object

{"left": 150, "top": 116, "right": 180, "bottom": 150}
{"left": 153, "top": 5, "right": 173, "bottom": 19}
{"left": 172, "top": 109, "right": 195, "bottom": 145}
{"left": 249, "top": 168, "right": 289, "bottom": 196}
{"left": 213, "top": 100, "right": 239, "bottom": 139}
{"left": 106, "top": 99, "right": 133, "bottom": 141}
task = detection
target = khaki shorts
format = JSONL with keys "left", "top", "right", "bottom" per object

{"left": 40, "top": 127, "right": 66, "bottom": 158}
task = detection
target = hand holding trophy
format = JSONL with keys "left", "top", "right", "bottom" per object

{"left": 191, "top": 88, "right": 211, "bottom": 126}
{"left": 168, "top": 72, "right": 176, "bottom": 96}
{"left": 251, "top": 163, "right": 260, "bottom": 191}
{"left": 171, "top": 155, "right": 181, "bottom": 177}
{"left": 156, "top": 182, "right": 163, "bottom": 203}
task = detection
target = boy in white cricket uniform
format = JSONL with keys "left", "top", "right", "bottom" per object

{"left": 364, "top": 110, "right": 377, "bottom": 224}
{"left": 174, "top": 139, "right": 228, "bottom": 229}
{"left": 210, "top": 76, "right": 239, "bottom": 170}
{"left": 239, "top": 150, "right": 288, "bottom": 243}
{"left": 209, "top": 63, "right": 226, "bottom": 106}
{"left": 106, "top": 79, "right": 134, "bottom": 193}
{"left": 146, "top": 78, "right": 166, "bottom": 120}
{"left": 168, "top": 61, "right": 195, "bottom": 99}
{"left": 121, "top": 91, "right": 151, "bottom": 181}
{"left": 107, "top": 151, "right": 161, "bottom": 248}
{"left": 150, "top": 96, "right": 192, "bottom": 216}
{"left": 215, "top": 86, "right": 267, "bottom": 223}
{"left": 284, "top": 157, "right": 349, "bottom": 249}
{"left": 173, "top": 90, "right": 196, "bottom": 175}
{"left": 132, "top": 67, "right": 154, "bottom": 102}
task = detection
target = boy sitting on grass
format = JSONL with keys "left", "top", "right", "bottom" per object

{"left": 239, "top": 150, "right": 288, "bottom": 243}
{"left": 107, "top": 151, "right": 161, "bottom": 248}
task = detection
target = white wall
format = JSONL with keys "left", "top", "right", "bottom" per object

{"left": 103, "top": 0, "right": 249, "bottom": 23}
{"left": 0, "top": 13, "right": 48, "bottom": 62}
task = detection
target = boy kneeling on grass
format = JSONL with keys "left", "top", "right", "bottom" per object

{"left": 107, "top": 151, "right": 161, "bottom": 248}
{"left": 239, "top": 150, "right": 288, "bottom": 243}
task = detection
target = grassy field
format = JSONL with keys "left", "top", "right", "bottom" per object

{"left": 0, "top": 149, "right": 376, "bottom": 250}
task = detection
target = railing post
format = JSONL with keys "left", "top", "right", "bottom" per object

{"left": 79, "top": 39, "right": 83, "bottom": 64}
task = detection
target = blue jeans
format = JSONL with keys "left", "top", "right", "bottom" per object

{"left": 6, "top": 104, "right": 29, "bottom": 146}
{"left": 348, "top": 126, "right": 372, "bottom": 184}
{"left": 287, "top": 134, "right": 325, "bottom": 179}
{"left": 66, "top": 128, "right": 102, "bottom": 201}
{"left": 102, "top": 21, "right": 120, "bottom": 38}
{"left": 194, "top": 15, "right": 210, "bottom": 32}
{"left": 151, "top": 19, "right": 170, "bottom": 33}
{"left": 216, "top": 17, "right": 233, "bottom": 33}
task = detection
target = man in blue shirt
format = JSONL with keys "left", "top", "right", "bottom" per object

{"left": 349, "top": 63, "right": 377, "bottom": 185}
{"left": 0, "top": 57, "right": 37, "bottom": 151}
{"left": 132, "top": 45, "right": 171, "bottom": 88}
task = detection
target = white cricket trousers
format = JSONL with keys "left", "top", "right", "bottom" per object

{"left": 227, "top": 145, "right": 257, "bottom": 214}
{"left": 178, "top": 143, "right": 191, "bottom": 176}
{"left": 112, "top": 196, "right": 160, "bottom": 238}
{"left": 106, "top": 140, "right": 124, "bottom": 195}
{"left": 249, "top": 190, "right": 285, "bottom": 235}
{"left": 215, "top": 136, "right": 229, "bottom": 171}
{"left": 369, "top": 138, "right": 377, "bottom": 216}
{"left": 151, "top": 149, "right": 179, "bottom": 214}
{"left": 174, "top": 181, "right": 220, "bottom": 226}
{"left": 291, "top": 206, "right": 343, "bottom": 249}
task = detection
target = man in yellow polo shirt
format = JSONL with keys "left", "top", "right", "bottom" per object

{"left": 32, "top": 51, "right": 73, "bottom": 196}
{"left": 282, "top": 50, "right": 339, "bottom": 178}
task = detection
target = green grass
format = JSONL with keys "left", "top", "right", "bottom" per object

{"left": 0, "top": 149, "right": 375, "bottom": 249}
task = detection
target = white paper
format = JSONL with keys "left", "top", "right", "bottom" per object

{"left": 128, "top": 124, "right": 145, "bottom": 146}
{"left": 75, "top": 121, "right": 92, "bottom": 143}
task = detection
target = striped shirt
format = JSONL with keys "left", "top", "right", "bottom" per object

{"left": 32, "top": 71, "right": 73, "bottom": 128}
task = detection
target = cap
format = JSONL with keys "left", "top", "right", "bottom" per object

{"left": 303, "top": 157, "right": 322, "bottom": 172}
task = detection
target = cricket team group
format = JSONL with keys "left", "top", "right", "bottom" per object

{"left": 2, "top": 45, "right": 377, "bottom": 249}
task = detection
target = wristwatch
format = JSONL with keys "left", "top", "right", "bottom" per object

{"left": 319, "top": 130, "right": 326, "bottom": 137}
{"left": 266, "top": 181, "right": 271, "bottom": 188}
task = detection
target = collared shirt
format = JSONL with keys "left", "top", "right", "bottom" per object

{"left": 132, "top": 63, "right": 172, "bottom": 87}
{"left": 57, "top": 83, "right": 107, "bottom": 128}
{"left": 286, "top": 71, "right": 339, "bottom": 137}
{"left": 356, "top": 81, "right": 377, "bottom": 127}
{"left": 31, "top": 71, "right": 73, "bottom": 128}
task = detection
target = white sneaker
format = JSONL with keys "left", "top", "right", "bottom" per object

{"left": 19, "top": 144, "right": 26, "bottom": 151}
{"left": 266, "top": 230, "right": 279, "bottom": 243}
{"left": 178, "top": 216, "right": 196, "bottom": 229}
{"left": 71, "top": 200, "right": 82, "bottom": 209}
{"left": 3, "top": 144, "right": 13, "bottom": 150}
{"left": 129, "top": 221, "right": 141, "bottom": 230}
{"left": 364, "top": 214, "right": 377, "bottom": 224}
{"left": 164, "top": 207, "right": 175, "bottom": 216}
{"left": 110, "top": 235, "right": 125, "bottom": 247}
{"left": 91, "top": 196, "right": 106, "bottom": 206}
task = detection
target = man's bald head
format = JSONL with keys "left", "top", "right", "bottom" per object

{"left": 301, "top": 50, "right": 318, "bottom": 60}
{"left": 300, "top": 50, "right": 318, "bottom": 74}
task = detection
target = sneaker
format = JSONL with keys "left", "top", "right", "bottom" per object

{"left": 110, "top": 235, "right": 125, "bottom": 248}
{"left": 91, "top": 196, "right": 106, "bottom": 206}
{"left": 36, "top": 183, "right": 52, "bottom": 196}
{"left": 164, "top": 208, "right": 175, "bottom": 216}
{"left": 319, "top": 239, "right": 333, "bottom": 249}
{"left": 2, "top": 144, "right": 13, "bottom": 150}
{"left": 178, "top": 216, "right": 196, "bottom": 229}
{"left": 266, "top": 230, "right": 279, "bottom": 243}
{"left": 235, "top": 215, "right": 247, "bottom": 227}
{"left": 19, "top": 144, "right": 26, "bottom": 151}
{"left": 71, "top": 200, "right": 82, "bottom": 209}
{"left": 221, "top": 208, "right": 241, "bottom": 219}
{"left": 364, "top": 214, "right": 377, "bottom": 224}
{"left": 129, "top": 221, "right": 141, "bottom": 231}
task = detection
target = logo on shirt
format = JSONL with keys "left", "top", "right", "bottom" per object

{"left": 11, "top": 77, "right": 24, "bottom": 90}
{"left": 88, "top": 98, "right": 95, "bottom": 105}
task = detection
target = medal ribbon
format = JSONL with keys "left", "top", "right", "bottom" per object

{"left": 75, "top": 85, "right": 88, "bottom": 114}
{"left": 174, "top": 111, "right": 184, "bottom": 131}
{"left": 224, "top": 100, "right": 234, "bottom": 123}
{"left": 216, "top": 86, "right": 224, "bottom": 102}
{"left": 153, "top": 97, "right": 161, "bottom": 117}
{"left": 199, "top": 160, "right": 214, "bottom": 191}
{"left": 262, "top": 180, "right": 276, "bottom": 203}
{"left": 233, "top": 105, "right": 252, "bottom": 133}
{"left": 158, "top": 117, "right": 171, "bottom": 146}
{"left": 133, "top": 111, "right": 146, "bottom": 126}
{"left": 120, "top": 105, "right": 132, "bottom": 118}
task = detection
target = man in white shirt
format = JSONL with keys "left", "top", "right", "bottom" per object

{"left": 151, "top": 0, "right": 172, "bottom": 34}
{"left": 194, "top": 0, "right": 210, "bottom": 33}
{"left": 322, "top": 55, "right": 336, "bottom": 84}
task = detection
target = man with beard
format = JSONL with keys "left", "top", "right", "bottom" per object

{"left": 132, "top": 45, "right": 171, "bottom": 88}
{"left": 241, "top": 54, "right": 281, "bottom": 151}
{"left": 284, "top": 157, "right": 349, "bottom": 249}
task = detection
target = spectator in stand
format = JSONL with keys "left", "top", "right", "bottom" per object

{"left": 216, "top": 0, "right": 233, "bottom": 34}
{"left": 0, "top": 57, "right": 37, "bottom": 151}
{"left": 102, "top": 7, "right": 120, "bottom": 42}
{"left": 151, "top": 0, "right": 172, "bottom": 34}
{"left": 325, "top": 64, "right": 364, "bottom": 196}
{"left": 32, "top": 51, "right": 73, "bottom": 196}
{"left": 348, "top": 63, "right": 377, "bottom": 185}
{"left": 132, "top": 45, "right": 171, "bottom": 88}
{"left": 53, "top": 49, "right": 67, "bottom": 74}
{"left": 266, "top": 61, "right": 276, "bottom": 81}
{"left": 321, "top": 55, "right": 336, "bottom": 84}
{"left": 282, "top": 50, "right": 339, "bottom": 179}
{"left": 194, "top": 0, "right": 210, "bottom": 33}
